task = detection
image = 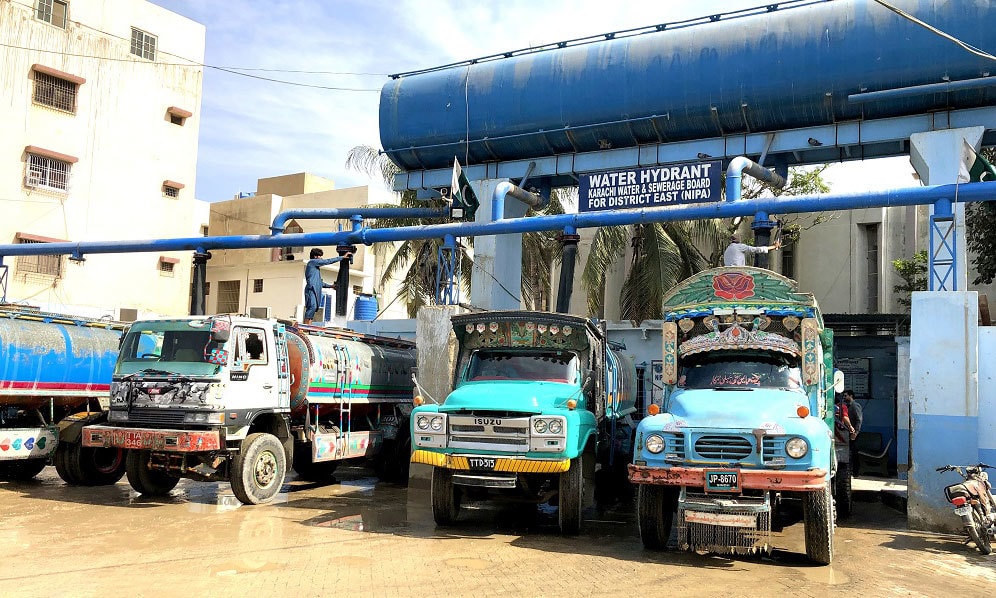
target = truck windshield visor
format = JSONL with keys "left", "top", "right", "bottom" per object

{"left": 467, "top": 350, "right": 579, "bottom": 384}
{"left": 678, "top": 351, "right": 803, "bottom": 391}
{"left": 115, "top": 320, "right": 222, "bottom": 376}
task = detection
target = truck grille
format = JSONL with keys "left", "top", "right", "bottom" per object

{"left": 124, "top": 408, "right": 187, "bottom": 427}
{"left": 762, "top": 436, "right": 787, "bottom": 463}
{"left": 447, "top": 414, "right": 530, "bottom": 453}
{"left": 663, "top": 432, "right": 685, "bottom": 459}
{"left": 694, "top": 435, "right": 753, "bottom": 461}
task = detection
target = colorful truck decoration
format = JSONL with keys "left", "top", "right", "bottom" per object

{"left": 629, "top": 267, "right": 843, "bottom": 564}
{"left": 82, "top": 315, "right": 415, "bottom": 504}
{"left": 0, "top": 306, "right": 126, "bottom": 484}
{"left": 410, "top": 311, "right": 636, "bottom": 534}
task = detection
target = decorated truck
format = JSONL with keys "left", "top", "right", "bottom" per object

{"left": 0, "top": 306, "right": 126, "bottom": 484}
{"left": 629, "top": 267, "right": 843, "bottom": 564}
{"left": 410, "top": 311, "right": 636, "bottom": 534}
{"left": 81, "top": 315, "right": 415, "bottom": 504}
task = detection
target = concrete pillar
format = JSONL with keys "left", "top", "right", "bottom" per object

{"left": 410, "top": 305, "right": 463, "bottom": 488}
{"left": 895, "top": 336, "right": 910, "bottom": 479}
{"left": 909, "top": 126, "right": 984, "bottom": 291}
{"left": 469, "top": 179, "right": 527, "bottom": 310}
{"left": 908, "top": 291, "right": 979, "bottom": 532}
{"left": 980, "top": 328, "right": 996, "bottom": 465}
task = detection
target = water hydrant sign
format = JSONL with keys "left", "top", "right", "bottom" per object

{"left": 579, "top": 160, "right": 722, "bottom": 212}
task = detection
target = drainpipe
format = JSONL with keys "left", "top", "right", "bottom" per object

{"left": 492, "top": 181, "right": 547, "bottom": 221}
{"left": 334, "top": 216, "right": 362, "bottom": 317}
{"left": 725, "top": 156, "right": 788, "bottom": 202}
{"left": 555, "top": 226, "right": 580, "bottom": 313}
{"left": 189, "top": 249, "right": 210, "bottom": 316}
{"left": 270, "top": 207, "right": 447, "bottom": 234}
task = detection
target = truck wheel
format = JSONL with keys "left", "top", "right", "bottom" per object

{"left": 230, "top": 433, "right": 287, "bottom": 505}
{"left": 292, "top": 441, "right": 338, "bottom": 482}
{"left": 803, "top": 484, "right": 834, "bottom": 565}
{"left": 77, "top": 447, "right": 126, "bottom": 486}
{"left": 55, "top": 441, "right": 85, "bottom": 485}
{"left": 374, "top": 431, "right": 412, "bottom": 484}
{"left": 638, "top": 485, "right": 678, "bottom": 549}
{"left": 970, "top": 509, "right": 993, "bottom": 555}
{"left": 0, "top": 458, "right": 47, "bottom": 481}
{"left": 126, "top": 450, "right": 179, "bottom": 496}
{"left": 559, "top": 456, "right": 584, "bottom": 535}
{"left": 431, "top": 466, "right": 461, "bottom": 525}
{"left": 833, "top": 461, "right": 853, "bottom": 519}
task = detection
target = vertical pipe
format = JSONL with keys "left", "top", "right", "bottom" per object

{"left": 751, "top": 211, "right": 775, "bottom": 269}
{"left": 556, "top": 227, "right": 580, "bottom": 313}
{"left": 189, "top": 250, "right": 211, "bottom": 316}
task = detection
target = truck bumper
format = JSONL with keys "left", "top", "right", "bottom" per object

{"left": 628, "top": 464, "right": 828, "bottom": 491}
{"left": 411, "top": 449, "right": 570, "bottom": 474}
{"left": 0, "top": 426, "right": 58, "bottom": 460}
{"left": 82, "top": 425, "right": 221, "bottom": 452}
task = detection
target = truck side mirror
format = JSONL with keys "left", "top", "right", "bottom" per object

{"left": 833, "top": 369, "right": 845, "bottom": 393}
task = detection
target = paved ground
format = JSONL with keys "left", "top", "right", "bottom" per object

{"left": 1, "top": 466, "right": 993, "bottom": 597}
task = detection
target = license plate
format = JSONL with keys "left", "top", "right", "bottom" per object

{"left": 468, "top": 457, "right": 496, "bottom": 471}
{"left": 705, "top": 469, "right": 740, "bottom": 492}
{"left": 954, "top": 505, "right": 972, "bottom": 516}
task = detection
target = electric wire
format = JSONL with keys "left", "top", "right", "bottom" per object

{"left": 872, "top": 0, "right": 996, "bottom": 62}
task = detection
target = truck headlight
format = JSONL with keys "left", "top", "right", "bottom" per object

{"left": 429, "top": 416, "right": 444, "bottom": 432}
{"left": 183, "top": 412, "right": 225, "bottom": 425}
{"left": 548, "top": 419, "right": 563, "bottom": 434}
{"left": 107, "top": 410, "right": 128, "bottom": 422}
{"left": 415, "top": 415, "right": 430, "bottom": 430}
{"left": 645, "top": 434, "right": 665, "bottom": 454}
{"left": 785, "top": 437, "right": 808, "bottom": 458}
{"left": 533, "top": 419, "right": 548, "bottom": 434}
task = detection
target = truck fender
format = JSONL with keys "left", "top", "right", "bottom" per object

{"left": 58, "top": 411, "right": 109, "bottom": 444}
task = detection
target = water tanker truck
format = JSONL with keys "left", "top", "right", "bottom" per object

{"left": 629, "top": 267, "right": 844, "bottom": 564}
{"left": 0, "top": 306, "right": 126, "bottom": 484}
{"left": 410, "top": 311, "right": 636, "bottom": 534}
{"left": 82, "top": 315, "right": 416, "bottom": 504}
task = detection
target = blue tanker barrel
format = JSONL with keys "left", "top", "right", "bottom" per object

{"left": 354, "top": 294, "right": 378, "bottom": 321}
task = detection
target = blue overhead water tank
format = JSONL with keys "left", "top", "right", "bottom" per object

{"left": 379, "top": 0, "right": 996, "bottom": 172}
{"left": 354, "top": 294, "right": 379, "bottom": 321}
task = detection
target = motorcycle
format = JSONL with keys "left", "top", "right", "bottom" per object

{"left": 936, "top": 463, "right": 996, "bottom": 555}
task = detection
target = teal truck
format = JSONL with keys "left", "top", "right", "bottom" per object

{"left": 629, "top": 267, "right": 843, "bottom": 564}
{"left": 410, "top": 311, "right": 636, "bottom": 534}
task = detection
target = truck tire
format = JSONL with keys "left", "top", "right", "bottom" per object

{"left": 431, "top": 466, "right": 461, "bottom": 525}
{"left": 638, "top": 485, "right": 678, "bottom": 549}
{"left": 803, "top": 484, "right": 834, "bottom": 565}
{"left": 374, "top": 430, "right": 412, "bottom": 484}
{"left": 559, "top": 456, "right": 584, "bottom": 536}
{"left": 292, "top": 441, "right": 338, "bottom": 482}
{"left": 0, "top": 458, "right": 47, "bottom": 481}
{"left": 79, "top": 447, "right": 126, "bottom": 486}
{"left": 55, "top": 441, "right": 85, "bottom": 485}
{"left": 230, "top": 433, "right": 286, "bottom": 505}
{"left": 126, "top": 450, "right": 179, "bottom": 496}
{"left": 969, "top": 509, "right": 993, "bottom": 555}
{"left": 833, "top": 461, "right": 853, "bottom": 519}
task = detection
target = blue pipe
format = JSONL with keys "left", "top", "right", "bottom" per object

{"left": 847, "top": 76, "right": 996, "bottom": 104}
{"left": 269, "top": 207, "right": 448, "bottom": 233}
{"left": 492, "top": 181, "right": 546, "bottom": 221}
{"left": 726, "top": 157, "right": 788, "bottom": 201}
{"left": 0, "top": 183, "right": 994, "bottom": 259}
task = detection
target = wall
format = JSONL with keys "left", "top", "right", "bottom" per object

{"left": 0, "top": 0, "right": 204, "bottom": 318}
{"left": 979, "top": 327, "right": 996, "bottom": 465}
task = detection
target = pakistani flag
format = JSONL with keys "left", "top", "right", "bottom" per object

{"left": 959, "top": 140, "right": 996, "bottom": 183}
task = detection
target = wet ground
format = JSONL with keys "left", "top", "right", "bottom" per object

{"left": 1, "top": 467, "right": 993, "bottom": 597}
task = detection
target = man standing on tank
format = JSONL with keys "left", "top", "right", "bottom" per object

{"left": 303, "top": 248, "right": 352, "bottom": 325}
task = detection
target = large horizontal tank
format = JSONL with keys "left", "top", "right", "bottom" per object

{"left": 0, "top": 308, "right": 123, "bottom": 409}
{"left": 380, "top": 0, "right": 996, "bottom": 171}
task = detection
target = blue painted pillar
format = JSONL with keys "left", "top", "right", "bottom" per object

{"left": 470, "top": 179, "right": 526, "bottom": 310}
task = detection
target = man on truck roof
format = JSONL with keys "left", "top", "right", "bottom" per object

{"left": 303, "top": 248, "right": 351, "bottom": 325}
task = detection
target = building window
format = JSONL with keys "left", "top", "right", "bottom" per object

{"left": 158, "top": 256, "right": 178, "bottom": 275}
{"left": 201, "top": 225, "right": 209, "bottom": 236}
{"left": 781, "top": 243, "right": 795, "bottom": 280}
{"left": 352, "top": 285, "right": 363, "bottom": 295}
{"left": 36, "top": 0, "right": 67, "bottom": 28}
{"left": 253, "top": 279, "right": 264, "bottom": 293}
{"left": 167, "top": 106, "right": 192, "bottom": 126}
{"left": 130, "top": 27, "right": 157, "bottom": 61}
{"left": 863, "top": 223, "right": 880, "bottom": 312}
{"left": 163, "top": 186, "right": 179, "bottom": 198}
{"left": 204, "top": 282, "right": 210, "bottom": 295}
{"left": 26, "top": 152, "right": 72, "bottom": 192}
{"left": 15, "top": 233, "right": 63, "bottom": 277}
{"left": 33, "top": 71, "right": 78, "bottom": 112}
{"left": 217, "top": 280, "right": 241, "bottom": 313}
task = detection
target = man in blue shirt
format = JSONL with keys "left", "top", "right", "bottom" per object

{"left": 303, "top": 248, "right": 352, "bottom": 324}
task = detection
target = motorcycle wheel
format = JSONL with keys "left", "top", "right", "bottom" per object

{"left": 970, "top": 509, "right": 993, "bottom": 555}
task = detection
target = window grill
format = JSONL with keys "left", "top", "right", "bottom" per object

{"left": 217, "top": 280, "right": 241, "bottom": 313}
{"left": 253, "top": 279, "right": 263, "bottom": 293}
{"left": 36, "top": 0, "right": 67, "bottom": 27}
{"left": 130, "top": 27, "right": 157, "bottom": 61}
{"left": 16, "top": 238, "right": 62, "bottom": 277}
{"left": 163, "top": 185, "right": 179, "bottom": 198}
{"left": 33, "top": 72, "right": 77, "bottom": 112}
{"left": 26, "top": 154, "right": 71, "bottom": 191}
{"left": 159, "top": 260, "right": 175, "bottom": 274}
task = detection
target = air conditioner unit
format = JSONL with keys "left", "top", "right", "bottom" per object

{"left": 26, "top": 171, "right": 42, "bottom": 187}
{"left": 248, "top": 306, "right": 272, "bottom": 319}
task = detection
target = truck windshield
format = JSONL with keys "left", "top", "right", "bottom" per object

{"left": 115, "top": 320, "right": 222, "bottom": 376}
{"left": 678, "top": 352, "right": 803, "bottom": 391}
{"left": 467, "top": 350, "right": 578, "bottom": 384}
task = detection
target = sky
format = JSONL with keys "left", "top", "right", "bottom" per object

{"left": 150, "top": 0, "right": 822, "bottom": 202}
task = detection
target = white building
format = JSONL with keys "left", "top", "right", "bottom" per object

{"left": 0, "top": 0, "right": 206, "bottom": 319}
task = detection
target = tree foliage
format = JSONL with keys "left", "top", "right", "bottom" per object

{"left": 966, "top": 146, "right": 996, "bottom": 285}
{"left": 892, "top": 250, "right": 928, "bottom": 310}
